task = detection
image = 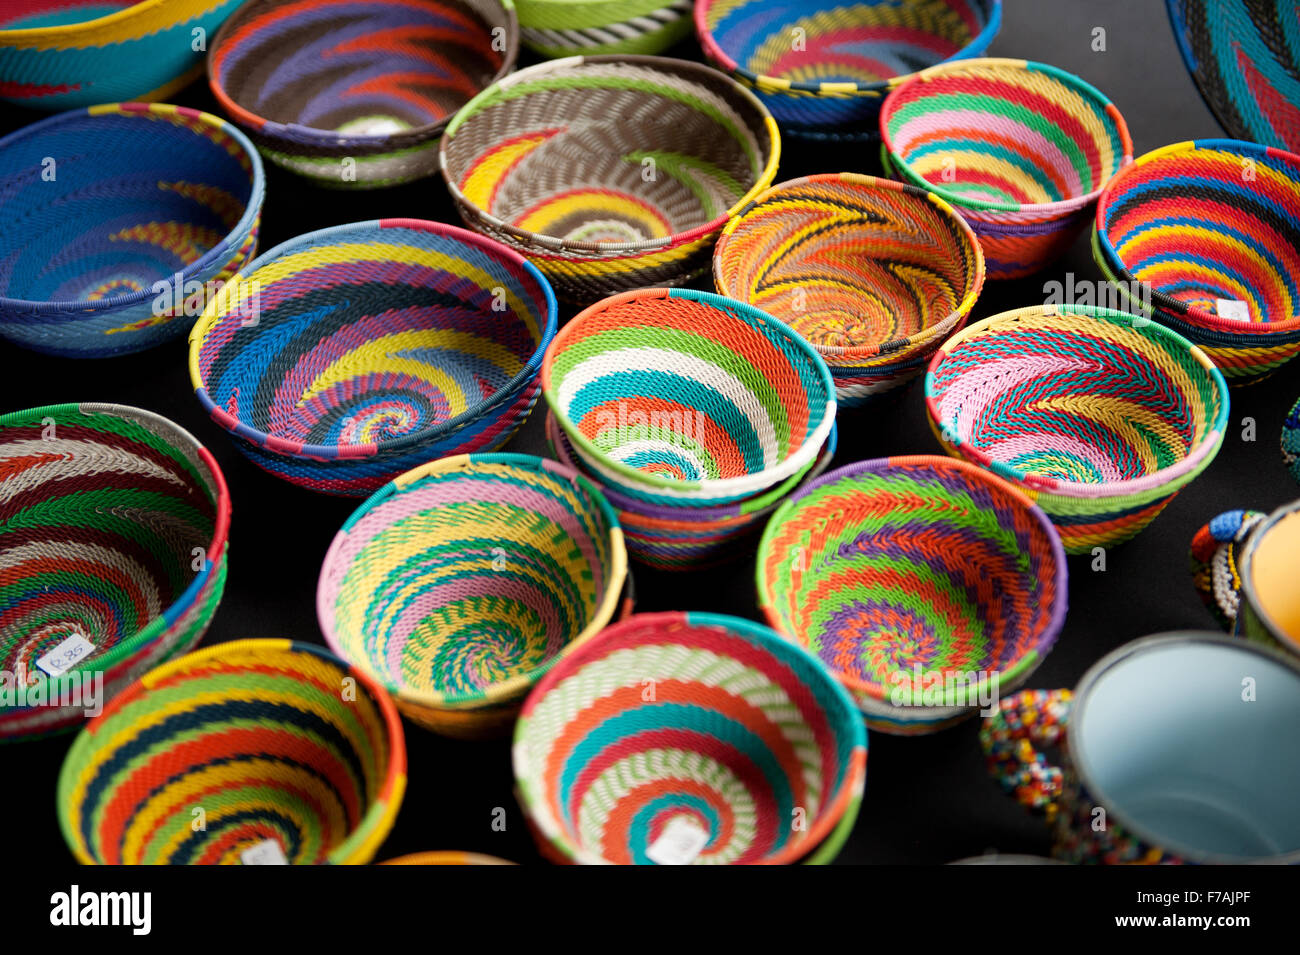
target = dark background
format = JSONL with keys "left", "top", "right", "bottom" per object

{"left": 2, "top": 0, "right": 1296, "bottom": 866}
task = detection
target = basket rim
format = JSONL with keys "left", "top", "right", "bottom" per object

{"left": 755, "top": 453, "right": 1068, "bottom": 703}
{"left": 714, "top": 172, "right": 986, "bottom": 361}
{"left": 879, "top": 57, "right": 1134, "bottom": 216}
{"left": 438, "top": 53, "right": 782, "bottom": 257}
{"left": 693, "top": 0, "right": 1003, "bottom": 99}
{"left": 542, "top": 286, "right": 837, "bottom": 497}
{"left": 316, "top": 452, "right": 630, "bottom": 712}
{"left": 923, "top": 303, "right": 1231, "bottom": 499}
{"left": 207, "top": 0, "right": 520, "bottom": 151}
{"left": 56, "top": 638, "right": 407, "bottom": 866}
{"left": 511, "top": 609, "right": 868, "bottom": 866}
{"left": 0, "top": 0, "right": 187, "bottom": 38}
{"left": 187, "top": 217, "right": 558, "bottom": 461}
{"left": 1092, "top": 137, "right": 1300, "bottom": 335}
{"left": 0, "top": 102, "right": 265, "bottom": 317}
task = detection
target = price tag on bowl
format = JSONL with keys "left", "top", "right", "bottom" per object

{"left": 1215, "top": 298, "right": 1250, "bottom": 322}
{"left": 35, "top": 634, "right": 95, "bottom": 677}
{"left": 645, "top": 817, "right": 710, "bottom": 866}
{"left": 241, "top": 839, "right": 289, "bottom": 866}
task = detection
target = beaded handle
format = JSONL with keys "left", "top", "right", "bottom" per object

{"left": 1188, "top": 509, "right": 1267, "bottom": 632}
{"left": 979, "top": 689, "right": 1073, "bottom": 823}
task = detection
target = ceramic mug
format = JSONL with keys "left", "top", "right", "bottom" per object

{"left": 982, "top": 631, "right": 1300, "bottom": 864}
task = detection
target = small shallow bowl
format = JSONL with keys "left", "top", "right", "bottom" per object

{"left": 517, "top": 0, "right": 692, "bottom": 58}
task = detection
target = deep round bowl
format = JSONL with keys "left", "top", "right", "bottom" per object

{"left": 517, "top": 0, "right": 692, "bottom": 58}
{"left": 440, "top": 55, "right": 780, "bottom": 303}
{"left": 189, "top": 218, "right": 557, "bottom": 496}
{"left": 714, "top": 173, "right": 984, "bottom": 405}
{"left": 695, "top": 0, "right": 1002, "bottom": 140}
{"left": 0, "top": 103, "right": 263, "bottom": 358}
{"left": 925, "top": 304, "right": 1230, "bottom": 553}
{"left": 513, "top": 611, "right": 867, "bottom": 864}
{"left": 757, "top": 455, "right": 1066, "bottom": 735}
{"left": 1093, "top": 139, "right": 1300, "bottom": 384}
{"left": 209, "top": 0, "right": 518, "bottom": 187}
{"left": 58, "top": 639, "right": 405, "bottom": 864}
{"left": 542, "top": 287, "right": 836, "bottom": 506}
{"left": 881, "top": 57, "right": 1132, "bottom": 278}
{"left": 0, "top": 403, "right": 230, "bottom": 742}
{"left": 318, "top": 453, "right": 628, "bottom": 738}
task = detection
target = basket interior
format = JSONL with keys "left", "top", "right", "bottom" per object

{"left": 0, "top": 406, "right": 219, "bottom": 681}
{"left": 213, "top": 0, "right": 509, "bottom": 138}
{"left": 321, "top": 459, "right": 618, "bottom": 705}
{"left": 0, "top": 1, "right": 134, "bottom": 30}
{"left": 0, "top": 107, "right": 255, "bottom": 306}
{"left": 195, "top": 225, "right": 550, "bottom": 450}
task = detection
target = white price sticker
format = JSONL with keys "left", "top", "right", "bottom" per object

{"left": 1215, "top": 298, "right": 1250, "bottom": 322}
{"left": 35, "top": 634, "right": 95, "bottom": 677}
{"left": 646, "top": 817, "right": 709, "bottom": 866}
{"left": 241, "top": 839, "right": 289, "bottom": 866}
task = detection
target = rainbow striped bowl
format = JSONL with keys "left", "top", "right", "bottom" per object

{"left": 881, "top": 58, "right": 1132, "bottom": 279}
{"left": 517, "top": 0, "right": 692, "bottom": 57}
{"left": 757, "top": 455, "right": 1067, "bottom": 735}
{"left": 1093, "top": 139, "right": 1300, "bottom": 384}
{"left": 0, "top": 0, "right": 242, "bottom": 110}
{"left": 714, "top": 173, "right": 985, "bottom": 405}
{"left": 925, "top": 304, "right": 1230, "bottom": 554}
{"left": 209, "top": 0, "right": 518, "bottom": 188}
{"left": 189, "top": 219, "right": 557, "bottom": 497}
{"left": 0, "top": 103, "right": 263, "bottom": 358}
{"left": 0, "top": 403, "right": 230, "bottom": 743}
{"left": 695, "top": 0, "right": 1002, "bottom": 141}
{"left": 318, "top": 453, "right": 628, "bottom": 738}
{"left": 513, "top": 612, "right": 867, "bottom": 864}
{"left": 57, "top": 639, "right": 406, "bottom": 864}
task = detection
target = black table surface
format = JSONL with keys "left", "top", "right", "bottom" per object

{"left": 3, "top": 0, "right": 1297, "bottom": 866}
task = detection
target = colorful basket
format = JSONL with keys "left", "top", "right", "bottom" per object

{"left": 695, "top": 0, "right": 1002, "bottom": 141}
{"left": 1167, "top": 0, "right": 1300, "bottom": 153}
{"left": 1285, "top": 395, "right": 1300, "bottom": 484}
{"left": 543, "top": 287, "right": 837, "bottom": 507}
{"left": 513, "top": 611, "right": 867, "bottom": 864}
{"left": 925, "top": 304, "right": 1230, "bottom": 554}
{"left": 57, "top": 639, "right": 406, "bottom": 865}
{"left": 1189, "top": 509, "right": 1267, "bottom": 631}
{"left": 880, "top": 58, "right": 1132, "bottom": 279}
{"left": 714, "top": 173, "right": 985, "bottom": 405}
{"left": 209, "top": 0, "right": 518, "bottom": 188}
{"left": 517, "top": 0, "right": 691, "bottom": 57}
{"left": 757, "top": 455, "right": 1067, "bottom": 735}
{"left": 0, "top": 403, "right": 230, "bottom": 743}
{"left": 440, "top": 55, "right": 780, "bottom": 304}
{"left": 0, "top": 103, "right": 263, "bottom": 358}
{"left": 318, "top": 453, "right": 628, "bottom": 738}
{"left": 379, "top": 851, "right": 516, "bottom": 864}
{"left": 0, "top": 0, "right": 243, "bottom": 110}
{"left": 1093, "top": 139, "right": 1300, "bottom": 384}
{"left": 189, "top": 219, "right": 557, "bottom": 497}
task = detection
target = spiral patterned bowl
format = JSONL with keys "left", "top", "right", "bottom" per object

{"left": 543, "top": 287, "right": 837, "bottom": 506}
{"left": 1093, "top": 139, "right": 1300, "bottom": 384}
{"left": 379, "top": 851, "right": 517, "bottom": 864}
{"left": 0, "top": 103, "right": 263, "bottom": 358}
{"left": 513, "top": 611, "right": 867, "bottom": 864}
{"left": 757, "top": 455, "right": 1066, "bottom": 735}
{"left": 318, "top": 453, "right": 628, "bottom": 738}
{"left": 58, "top": 639, "right": 405, "bottom": 864}
{"left": 695, "top": 0, "right": 1002, "bottom": 141}
{"left": 925, "top": 304, "right": 1230, "bottom": 554}
{"left": 440, "top": 55, "right": 780, "bottom": 304}
{"left": 0, "top": 403, "right": 230, "bottom": 743}
{"left": 0, "top": 0, "right": 243, "bottom": 111}
{"left": 209, "top": 0, "right": 518, "bottom": 188}
{"left": 189, "top": 218, "right": 557, "bottom": 497}
{"left": 517, "top": 0, "right": 692, "bottom": 58}
{"left": 881, "top": 58, "right": 1132, "bottom": 279}
{"left": 714, "top": 173, "right": 985, "bottom": 405}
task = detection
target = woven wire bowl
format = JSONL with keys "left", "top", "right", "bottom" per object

{"left": 0, "top": 103, "right": 264, "bottom": 358}
{"left": 379, "top": 851, "right": 517, "bottom": 864}
{"left": 57, "top": 639, "right": 406, "bottom": 864}
{"left": 0, "top": 0, "right": 242, "bottom": 111}
{"left": 318, "top": 453, "right": 628, "bottom": 738}
{"left": 925, "top": 304, "right": 1230, "bottom": 554}
{"left": 1286, "top": 395, "right": 1300, "bottom": 484}
{"left": 513, "top": 611, "right": 867, "bottom": 864}
{"left": 715, "top": 173, "right": 985, "bottom": 405}
{"left": 757, "top": 455, "right": 1066, "bottom": 735}
{"left": 440, "top": 54, "right": 780, "bottom": 304}
{"left": 517, "top": 0, "right": 692, "bottom": 57}
{"left": 189, "top": 218, "right": 557, "bottom": 497}
{"left": 1093, "top": 139, "right": 1300, "bottom": 384}
{"left": 209, "top": 0, "right": 518, "bottom": 188}
{"left": 881, "top": 57, "right": 1132, "bottom": 279}
{"left": 0, "top": 403, "right": 230, "bottom": 743}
